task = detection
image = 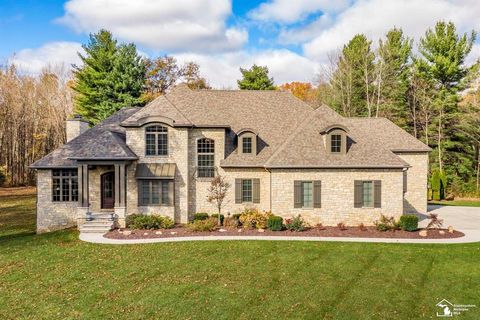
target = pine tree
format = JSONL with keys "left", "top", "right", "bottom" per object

{"left": 416, "top": 21, "right": 476, "bottom": 174}
{"left": 331, "top": 34, "right": 375, "bottom": 116}
{"left": 376, "top": 28, "right": 412, "bottom": 128}
{"left": 237, "top": 64, "right": 275, "bottom": 90}
{"left": 73, "top": 30, "right": 146, "bottom": 124}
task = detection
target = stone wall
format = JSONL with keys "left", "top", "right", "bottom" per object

{"left": 397, "top": 152, "right": 429, "bottom": 214}
{"left": 126, "top": 125, "right": 189, "bottom": 222}
{"left": 36, "top": 170, "right": 77, "bottom": 233}
{"left": 269, "top": 168, "right": 404, "bottom": 226}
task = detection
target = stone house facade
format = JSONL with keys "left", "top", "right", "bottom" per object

{"left": 31, "top": 84, "right": 430, "bottom": 233}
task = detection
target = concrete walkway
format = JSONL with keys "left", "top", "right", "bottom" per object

{"left": 79, "top": 205, "right": 480, "bottom": 245}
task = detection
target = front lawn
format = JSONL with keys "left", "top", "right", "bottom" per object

{"left": 428, "top": 199, "right": 480, "bottom": 207}
{"left": 1, "top": 191, "right": 479, "bottom": 319}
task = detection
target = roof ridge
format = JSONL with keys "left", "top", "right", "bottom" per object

{"left": 163, "top": 93, "right": 193, "bottom": 125}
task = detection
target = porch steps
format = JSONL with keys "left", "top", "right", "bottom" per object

{"left": 79, "top": 215, "right": 115, "bottom": 234}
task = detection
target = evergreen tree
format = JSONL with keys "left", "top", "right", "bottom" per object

{"left": 237, "top": 64, "right": 275, "bottom": 90}
{"left": 376, "top": 28, "right": 412, "bottom": 128}
{"left": 416, "top": 21, "right": 476, "bottom": 175}
{"left": 73, "top": 30, "right": 146, "bottom": 124}
{"left": 331, "top": 34, "right": 375, "bottom": 116}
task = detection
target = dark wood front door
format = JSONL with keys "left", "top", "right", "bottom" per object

{"left": 101, "top": 172, "right": 115, "bottom": 209}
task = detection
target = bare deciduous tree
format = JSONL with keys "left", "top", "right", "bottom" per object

{"left": 206, "top": 175, "right": 230, "bottom": 225}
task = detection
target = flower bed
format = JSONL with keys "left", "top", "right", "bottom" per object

{"left": 104, "top": 226, "right": 464, "bottom": 240}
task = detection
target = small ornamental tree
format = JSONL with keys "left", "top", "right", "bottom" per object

{"left": 207, "top": 176, "right": 231, "bottom": 226}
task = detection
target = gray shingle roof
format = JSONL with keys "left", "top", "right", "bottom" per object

{"left": 30, "top": 107, "right": 139, "bottom": 168}
{"left": 32, "top": 84, "right": 430, "bottom": 169}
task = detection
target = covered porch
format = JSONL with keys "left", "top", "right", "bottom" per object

{"left": 76, "top": 161, "right": 130, "bottom": 228}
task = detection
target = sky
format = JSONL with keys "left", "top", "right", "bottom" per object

{"left": 1, "top": 0, "right": 480, "bottom": 88}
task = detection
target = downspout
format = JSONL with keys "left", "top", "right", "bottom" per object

{"left": 264, "top": 167, "right": 272, "bottom": 212}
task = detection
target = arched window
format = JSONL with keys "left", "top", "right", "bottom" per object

{"left": 145, "top": 125, "right": 168, "bottom": 156}
{"left": 197, "top": 138, "right": 215, "bottom": 178}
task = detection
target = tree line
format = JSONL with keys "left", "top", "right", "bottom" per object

{"left": 1, "top": 23, "right": 479, "bottom": 198}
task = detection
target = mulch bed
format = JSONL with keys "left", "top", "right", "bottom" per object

{"left": 104, "top": 226, "right": 464, "bottom": 240}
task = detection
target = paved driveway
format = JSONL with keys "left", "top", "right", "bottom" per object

{"left": 423, "top": 205, "right": 480, "bottom": 231}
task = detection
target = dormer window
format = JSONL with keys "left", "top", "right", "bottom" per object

{"left": 331, "top": 134, "right": 342, "bottom": 153}
{"left": 237, "top": 128, "right": 257, "bottom": 155}
{"left": 320, "top": 124, "right": 349, "bottom": 155}
{"left": 146, "top": 125, "right": 168, "bottom": 156}
{"left": 242, "top": 137, "right": 252, "bottom": 154}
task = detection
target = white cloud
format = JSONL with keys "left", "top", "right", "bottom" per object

{"left": 278, "top": 14, "right": 333, "bottom": 44}
{"left": 175, "top": 49, "right": 320, "bottom": 88}
{"left": 57, "top": 0, "right": 247, "bottom": 53}
{"left": 248, "top": 0, "right": 350, "bottom": 24}
{"left": 9, "top": 42, "right": 83, "bottom": 74}
{"left": 302, "top": 0, "right": 480, "bottom": 62}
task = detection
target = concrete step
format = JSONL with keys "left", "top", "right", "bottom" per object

{"left": 79, "top": 227, "right": 111, "bottom": 234}
{"left": 80, "top": 220, "right": 114, "bottom": 234}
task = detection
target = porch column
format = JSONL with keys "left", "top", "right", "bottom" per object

{"left": 76, "top": 164, "right": 89, "bottom": 228}
{"left": 114, "top": 163, "right": 127, "bottom": 227}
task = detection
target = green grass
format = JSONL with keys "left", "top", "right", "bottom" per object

{"left": 1, "top": 192, "right": 480, "bottom": 319}
{"left": 428, "top": 199, "right": 480, "bottom": 207}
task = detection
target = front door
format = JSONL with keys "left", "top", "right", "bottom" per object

{"left": 101, "top": 172, "right": 115, "bottom": 209}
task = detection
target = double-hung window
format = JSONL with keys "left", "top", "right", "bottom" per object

{"left": 146, "top": 125, "right": 168, "bottom": 156}
{"left": 242, "top": 137, "right": 252, "bottom": 154}
{"left": 52, "top": 169, "right": 78, "bottom": 202}
{"left": 197, "top": 138, "right": 215, "bottom": 178}
{"left": 331, "top": 134, "right": 342, "bottom": 153}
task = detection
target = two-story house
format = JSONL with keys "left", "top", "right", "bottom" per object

{"left": 31, "top": 84, "right": 430, "bottom": 233}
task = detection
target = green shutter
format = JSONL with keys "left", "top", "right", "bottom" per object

{"left": 374, "top": 180, "right": 381, "bottom": 208}
{"left": 294, "top": 181, "right": 302, "bottom": 208}
{"left": 252, "top": 179, "right": 260, "bottom": 203}
{"left": 168, "top": 181, "right": 174, "bottom": 206}
{"left": 235, "top": 179, "right": 242, "bottom": 204}
{"left": 403, "top": 171, "right": 407, "bottom": 193}
{"left": 354, "top": 180, "right": 363, "bottom": 208}
{"left": 313, "top": 180, "right": 321, "bottom": 208}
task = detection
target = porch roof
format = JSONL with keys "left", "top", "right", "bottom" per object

{"left": 135, "top": 163, "right": 176, "bottom": 179}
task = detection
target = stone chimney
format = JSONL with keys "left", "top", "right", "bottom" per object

{"left": 66, "top": 115, "right": 89, "bottom": 142}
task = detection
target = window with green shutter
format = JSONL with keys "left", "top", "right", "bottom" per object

{"left": 354, "top": 180, "right": 381, "bottom": 208}
{"left": 294, "top": 180, "right": 321, "bottom": 208}
{"left": 235, "top": 178, "right": 260, "bottom": 203}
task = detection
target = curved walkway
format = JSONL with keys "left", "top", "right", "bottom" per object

{"left": 80, "top": 231, "right": 480, "bottom": 245}
{"left": 80, "top": 205, "right": 480, "bottom": 245}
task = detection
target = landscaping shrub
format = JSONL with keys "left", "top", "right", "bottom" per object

{"left": 267, "top": 215, "right": 284, "bottom": 231}
{"left": 358, "top": 223, "right": 367, "bottom": 231}
{"left": 126, "top": 214, "right": 174, "bottom": 229}
{"left": 211, "top": 214, "right": 225, "bottom": 226}
{"left": 193, "top": 213, "right": 209, "bottom": 221}
{"left": 426, "top": 213, "right": 443, "bottom": 229}
{"left": 285, "top": 215, "right": 307, "bottom": 232}
{"left": 399, "top": 214, "right": 418, "bottom": 231}
{"left": 186, "top": 217, "right": 217, "bottom": 232}
{"left": 337, "top": 222, "right": 347, "bottom": 230}
{"left": 239, "top": 208, "right": 271, "bottom": 229}
{"left": 374, "top": 215, "right": 399, "bottom": 231}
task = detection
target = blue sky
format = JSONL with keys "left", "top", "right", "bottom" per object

{"left": 2, "top": 0, "right": 479, "bottom": 88}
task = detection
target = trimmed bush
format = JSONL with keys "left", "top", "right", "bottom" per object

{"left": 267, "top": 215, "right": 284, "bottom": 231}
{"left": 211, "top": 214, "right": 225, "bottom": 226}
{"left": 399, "top": 214, "right": 418, "bottom": 231}
{"left": 186, "top": 218, "right": 217, "bottom": 232}
{"left": 285, "top": 215, "right": 307, "bottom": 232}
{"left": 193, "top": 213, "right": 209, "bottom": 221}
{"left": 126, "top": 214, "right": 174, "bottom": 230}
